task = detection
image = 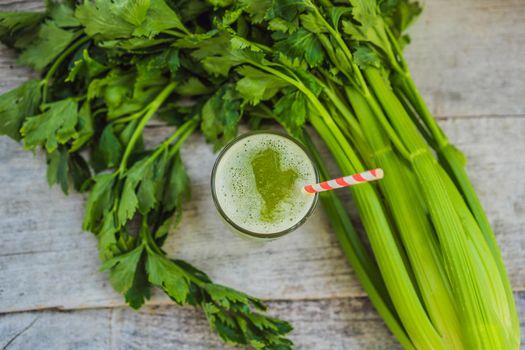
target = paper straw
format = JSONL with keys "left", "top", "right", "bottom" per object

{"left": 303, "top": 168, "right": 384, "bottom": 194}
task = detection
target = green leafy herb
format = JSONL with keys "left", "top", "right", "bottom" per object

{"left": 19, "top": 21, "right": 80, "bottom": 71}
{"left": 21, "top": 98, "right": 79, "bottom": 152}
{"left": 0, "top": 80, "right": 42, "bottom": 140}
{"left": 201, "top": 84, "right": 242, "bottom": 150}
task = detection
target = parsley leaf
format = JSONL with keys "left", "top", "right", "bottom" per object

{"left": 265, "top": 0, "right": 306, "bottom": 22}
{"left": 70, "top": 102, "right": 94, "bottom": 152}
{"left": 118, "top": 178, "right": 140, "bottom": 225}
{"left": 146, "top": 248, "right": 190, "bottom": 304}
{"left": 239, "top": 0, "right": 272, "bottom": 23}
{"left": 83, "top": 173, "right": 116, "bottom": 232}
{"left": 75, "top": 1, "right": 135, "bottom": 40}
{"left": 326, "top": 6, "right": 352, "bottom": 29}
{"left": 0, "top": 80, "right": 41, "bottom": 140}
{"left": 353, "top": 45, "right": 382, "bottom": 69}
{"left": 49, "top": 2, "right": 81, "bottom": 28}
{"left": 0, "top": 12, "right": 45, "bottom": 48}
{"left": 101, "top": 244, "right": 145, "bottom": 293}
{"left": 21, "top": 98, "right": 79, "bottom": 152}
{"left": 66, "top": 49, "right": 108, "bottom": 83}
{"left": 132, "top": 0, "right": 188, "bottom": 38}
{"left": 274, "top": 28, "right": 324, "bottom": 67}
{"left": 68, "top": 152, "right": 92, "bottom": 192}
{"left": 124, "top": 253, "right": 151, "bottom": 309}
{"left": 163, "top": 153, "right": 191, "bottom": 212}
{"left": 201, "top": 84, "right": 242, "bottom": 150}
{"left": 114, "top": 0, "right": 151, "bottom": 27}
{"left": 235, "top": 66, "right": 288, "bottom": 105}
{"left": 273, "top": 90, "right": 308, "bottom": 137}
{"left": 98, "top": 125, "right": 123, "bottom": 168}
{"left": 18, "top": 21, "right": 80, "bottom": 71}
{"left": 46, "top": 147, "right": 69, "bottom": 194}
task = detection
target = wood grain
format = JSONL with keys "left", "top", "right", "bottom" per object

{"left": 0, "top": 0, "right": 43, "bottom": 12}
{"left": 1, "top": 293, "right": 525, "bottom": 350}
{"left": 0, "top": 298, "right": 404, "bottom": 350}
{"left": 402, "top": 0, "right": 525, "bottom": 117}
{"left": 1, "top": 116, "right": 524, "bottom": 313}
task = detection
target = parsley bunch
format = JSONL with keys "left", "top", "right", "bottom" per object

{"left": 0, "top": 1, "right": 292, "bottom": 348}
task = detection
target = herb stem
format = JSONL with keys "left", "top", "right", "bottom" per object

{"left": 42, "top": 35, "right": 90, "bottom": 102}
{"left": 111, "top": 106, "right": 150, "bottom": 124}
{"left": 119, "top": 81, "right": 177, "bottom": 174}
{"left": 166, "top": 119, "right": 198, "bottom": 158}
{"left": 161, "top": 29, "right": 187, "bottom": 38}
{"left": 146, "top": 117, "right": 198, "bottom": 165}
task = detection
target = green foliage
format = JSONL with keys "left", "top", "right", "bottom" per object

{"left": 265, "top": 0, "right": 306, "bottom": 22}
{"left": 46, "top": 147, "right": 70, "bottom": 193}
{"left": 98, "top": 125, "right": 122, "bottom": 167}
{"left": 274, "top": 28, "right": 324, "bottom": 67}
{"left": 75, "top": 0, "right": 135, "bottom": 39}
{"left": 101, "top": 244, "right": 145, "bottom": 293}
{"left": 21, "top": 98, "right": 79, "bottom": 152}
{"left": 0, "top": 11, "right": 45, "bottom": 48}
{"left": 0, "top": 12, "right": 44, "bottom": 37}
{"left": 353, "top": 45, "right": 382, "bottom": 69}
{"left": 146, "top": 248, "right": 190, "bottom": 303}
{"left": 201, "top": 84, "right": 242, "bottom": 150}
{"left": 75, "top": 0, "right": 187, "bottom": 40}
{"left": 0, "top": 80, "right": 41, "bottom": 140}
{"left": 19, "top": 21, "right": 80, "bottom": 71}
{"left": 49, "top": 2, "right": 81, "bottom": 28}
{"left": 239, "top": 0, "right": 271, "bottom": 23}
{"left": 66, "top": 49, "right": 108, "bottom": 83}
{"left": 132, "top": 0, "right": 188, "bottom": 38}
{"left": 236, "top": 66, "right": 288, "bottom": 105}
{"left": 273, "top": 90, "right": 308, "bottom": 138}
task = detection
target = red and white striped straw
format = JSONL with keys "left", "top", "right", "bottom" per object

{"left": 303, "top": 168, "right": 384, "bottom": 194}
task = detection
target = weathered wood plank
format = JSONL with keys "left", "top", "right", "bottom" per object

{"left": 2, "top": 292, "right": 525, "bottom": 350}
{"left": 0, "top": 309, "right": 111, "bottom": 350}
{"left": 0, "top": 0, "right": 524, "bottom": 118}
{"left": 398, "top": 0, "right": 525, "bottom": 117}
{"left": 0, "top": 298, "right": 401, "bottom": 350}
{"left": 0, "top": 0, "right": 43, "bottom": 12}
{"left": 1, "top": 116, "right": 524, "bottom": 313}
{"left": 112, "top": 298, "right": 404, "bottom": 350}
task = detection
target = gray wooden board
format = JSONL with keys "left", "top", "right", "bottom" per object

{"left": 1, "top": 293, "right": 525, "bottom": 350}
{"left": 0, "top": 0, "right": 524, "bottom": 349}
{"left": 404, "top": 0, "right": 525, "bottom": 118}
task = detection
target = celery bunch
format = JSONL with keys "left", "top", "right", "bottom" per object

{"left": 185, "top": 0, "right": 519, "bottom": 348}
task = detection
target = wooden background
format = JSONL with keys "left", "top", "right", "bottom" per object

{"left": 1, "top": 0, "right": 524, "bottom": 349}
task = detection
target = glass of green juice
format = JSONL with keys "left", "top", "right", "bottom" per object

{"left": 211, "top": 131, "right": 319, "bottom": 240}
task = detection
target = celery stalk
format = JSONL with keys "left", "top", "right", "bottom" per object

{"left": 394, "top": 76, "right": 520, "bottom": 344}
{"left": 311, "top": 115, "right": 445, "bottom": 349}
{"left": 344, "top": 86, "right": 464, "bottom": 349}
{"left": 301, "top": 133, "right": 415, "bottom": 350}
{"left": 364, "top": 67, "right": 516, "bottom": 349}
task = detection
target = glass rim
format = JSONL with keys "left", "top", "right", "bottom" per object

{"left": 210, "top": 130, "right": 320, "bottom": 239}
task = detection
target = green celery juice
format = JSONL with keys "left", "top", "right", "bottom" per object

{"left": 212, "top": 132, "right": 318, "bottom": 237}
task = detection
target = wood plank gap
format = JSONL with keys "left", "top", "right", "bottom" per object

{"left": 2, "top": 289, "right": 524, "bottom": 315}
